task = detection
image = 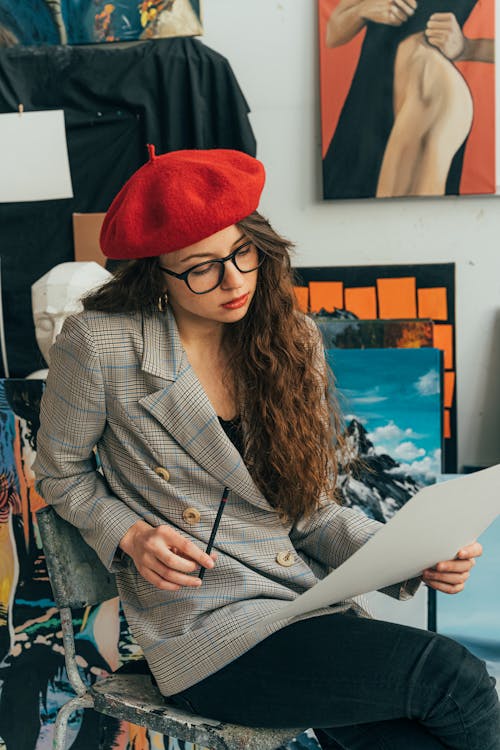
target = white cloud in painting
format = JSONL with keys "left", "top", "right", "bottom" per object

{"left": 415, "top": 369, "right": 440, "bottom": 396}
{"left": 352, "top": 395, "right": 388, "bottom": 404}
{"left": 393, "top": 441, "right": 426, "bottom": 461}
{"left": 344, "top": 414, "right": 367, "bottom": 424}
{"left": 368, "top": 420, "right": 419, "bottom": 445}
{"left": 390, "top": 449, "right": 442, "bottom": 482}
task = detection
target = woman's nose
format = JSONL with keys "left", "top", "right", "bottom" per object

{"left": 221, "top": 259, "right": 244, "bottom": 288}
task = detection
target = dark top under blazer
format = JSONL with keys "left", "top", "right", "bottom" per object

{"left": 33, "top": 307, "right": 419, "bottom": 695}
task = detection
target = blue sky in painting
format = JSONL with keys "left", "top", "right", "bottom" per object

{"left": 327, "top": 348, "right": 443, "bottom": 481}
{"left": 438, "top": 514, "right": 500, "bottom": 641}
{"left": 437, "top": 510, "right": 500, "bottom": 688}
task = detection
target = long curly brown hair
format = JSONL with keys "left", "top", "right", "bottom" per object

{"left": 83, "top": 211, "right": 343, "bottom": 522}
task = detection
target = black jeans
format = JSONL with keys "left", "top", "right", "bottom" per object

{"left": 168, "top": 613, "right": 500, "bottom": 750}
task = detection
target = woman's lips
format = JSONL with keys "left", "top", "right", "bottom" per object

{"left": 221, "top": 293, "right": 249, "bottom": 310}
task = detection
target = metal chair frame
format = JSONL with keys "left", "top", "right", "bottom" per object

{"left": 37, "top": 505, "right": 305, "bottom": 750}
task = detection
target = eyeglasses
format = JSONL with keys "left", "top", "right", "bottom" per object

{"left": 158, "top": 241, "right": 264, "bottom": 294}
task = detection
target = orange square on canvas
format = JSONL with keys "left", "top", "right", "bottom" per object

{"left": 309, "top": 281, "right": 343, "bottom": 313}
{"left": 344, "top": 287, "right": 377, "bottom": 319}
{"left": 294, "top": 286, "right": 309, "bottom": 312}
{"left": 417, "top": 288, "right": 448, "bottom": 321}
{"left": 444, "top": 409, "right": 451, "bottom": 439}
{"left": 376, "top": 277, "right": 417, "bottom": 319}
{"left": 433, "top": 325, "right": 454, "bottom": 369}
{"left": 444, "top": 371, "right": 455, "bottom": 409}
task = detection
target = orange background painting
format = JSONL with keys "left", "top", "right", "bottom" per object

{"left": 318, "top": 0, "right": 495, "bottom": 195}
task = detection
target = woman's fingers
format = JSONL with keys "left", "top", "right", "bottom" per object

{"left": 426, "top": 580, "right": 466, "bottom": 594}
{"left": 128, "top": 523, "right": 218, "bottom": 589}
{"left": 435, "top": 558, "right": 475, "bottom": 573}
{"left": 143, "top": 569, "right": 182, "bottom": 591}
{"left": 422, "top": 542, "right": 482, "bottom": 595}
{"left": 155, "top": 526, "right": 214, "bottom": 570}
{"left": 424, "top": 12, "right": 465, "bottom": 59}
{"left": 457, "top": 541, "right": 482, "bottom": 560}
{"left": 422, "top": 571, "right": 468, "bottom": 594}
{"left": 390, "top": 3, "right": 409, "bottom": 23}
{"left": 152, "top": 560, "right": 203, "bottom": 587}
{"left": 393, "top": 0, "right": 416, "bottom": 17}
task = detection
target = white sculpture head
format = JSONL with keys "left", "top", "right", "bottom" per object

{"left": 31, "top": 261, "right": 112, "bottom": 365}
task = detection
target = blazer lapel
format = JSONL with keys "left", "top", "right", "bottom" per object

{"left": 139, "top": 309, "right": 272, "bottom": 512}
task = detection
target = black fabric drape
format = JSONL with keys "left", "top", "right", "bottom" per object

{"left": 0, "top": 37, "right": 256, "bottom": 377}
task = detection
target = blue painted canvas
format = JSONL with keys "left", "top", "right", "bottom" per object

{"left": 437, "top": 507, "right": 500, "bottom": 695}
{"left": 325, "top": 347, "right": 444, "bottom": 633}
{"left": 327, "top": 347, "right": 443, "bottom": 522}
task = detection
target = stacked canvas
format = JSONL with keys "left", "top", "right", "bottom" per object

{"left": 294, "top": 263, "right": 456, "bottom": 638}
{"left": 313, "top": 317, "right": 443, "bottom": 633}
{"left": 295, "top": 263, "right": 456, "bottom": 472}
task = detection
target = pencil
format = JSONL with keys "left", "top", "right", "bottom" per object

{"left": 199, "top": 486, "right": 229, "bottom": 580}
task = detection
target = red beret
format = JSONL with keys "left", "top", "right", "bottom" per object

{"left": 100, "top": 146, "right": 265, "bottom": 259}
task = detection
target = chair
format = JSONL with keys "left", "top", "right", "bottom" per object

{"left": 36, "top": 505, "right": 306, "bottom": 750}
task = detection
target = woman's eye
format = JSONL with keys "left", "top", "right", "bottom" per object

{"left": 191, "top": 264, "right": 215, "bottom": 277}
{"left": 236, "top": 246, "right": 251, "bottom": 257}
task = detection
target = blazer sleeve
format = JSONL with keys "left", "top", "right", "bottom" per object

{"left": 289, "top": 501, "right": 421, "bottom": 600}
{"left": 33, "top": 314, "right": 142, "bottom": 572}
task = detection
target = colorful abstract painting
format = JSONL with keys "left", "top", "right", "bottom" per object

{"left": 0, "top": 0, "right": 202, "bottom": 45}
{"left": 0, "top": 379, "right": 182, "bottom": 749}
{"left": 318, "top": 0, "right": 495, "bottom": 199}
{"left": 0, "top": 379, "right": 318, "bottom": 750}
{"left": 315, "top": 317, "right": 434, "bottom": 350}
{"left": 295, "top": 263, "right": 456, "bottom": 473}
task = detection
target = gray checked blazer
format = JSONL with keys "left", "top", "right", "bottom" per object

{"left": 34, "top": 306, "right": 419, "bottom": 695}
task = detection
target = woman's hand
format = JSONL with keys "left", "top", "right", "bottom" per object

{"left": 422, "top": 541, "right": 482, "bottom": 594}
{"left": 326, "top": 0, "right": 416, "bottom": 48}
{"left": 119, "top": 520, "right": 216, "bottom": 590}
{"left": 425, "top": 13, "right": 465, "bottom": 61}
{"left": 360, "top": 0, "right": 417, "bottom": 26}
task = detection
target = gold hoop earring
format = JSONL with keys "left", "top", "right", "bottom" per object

{"left": 158, "top": 292, "right": 168, "bottom": 312}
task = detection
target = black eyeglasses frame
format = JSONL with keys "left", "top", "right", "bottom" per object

{"left": 158, "top": 240, "right": 264, "bottom": 295}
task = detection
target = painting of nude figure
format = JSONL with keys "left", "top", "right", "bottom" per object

{"left": 318, "top": 0, "right": 495, "bottom": 199}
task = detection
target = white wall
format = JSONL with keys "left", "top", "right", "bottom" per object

{"left": 203, "top": 0, "right": 500, "bottom": 471}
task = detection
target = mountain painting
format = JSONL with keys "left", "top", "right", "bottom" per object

{"left": 437, "top": 508, "right": 500, "bottom": 696}
{"left": 328, "top": 347, "right": 444, "bottom": 520}
{"left": 328, "top": 347, "right": 443, "bottom": 631}
{"left": 296, "top": 262, "right": 457, "bottom": 474}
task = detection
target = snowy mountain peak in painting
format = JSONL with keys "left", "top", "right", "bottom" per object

{"left": 338, "top": 419, "right": 422, "bottom": 523}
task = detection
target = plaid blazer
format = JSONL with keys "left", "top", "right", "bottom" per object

{"left": 34, "top": 307, "right": 418, "bottom": 695}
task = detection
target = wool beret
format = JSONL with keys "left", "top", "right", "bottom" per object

{"left": 100, "top": 146, "right": 266, "bottom": 259}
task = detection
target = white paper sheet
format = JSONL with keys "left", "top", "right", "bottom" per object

{"left": 0, "top": 110, "right": 73, "bottom": 202}
{"left": 256, "top": 464, "right": 500, "bottom": 629}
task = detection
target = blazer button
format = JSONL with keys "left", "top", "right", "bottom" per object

{"left": 183, "top": 507, "right": 201, "bottom": 525}
{"left": 154, "top": 467, "right": 170, "bottom": 481}
{"left": 276, "top": 551, "right": 295, "bottom": 567}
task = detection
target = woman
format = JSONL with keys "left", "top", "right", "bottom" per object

{"left": 34, "top": 147, "right": 499, "bottom": 749}
{"left": 322, "top": 0, "right": 483, "bottom": 198}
